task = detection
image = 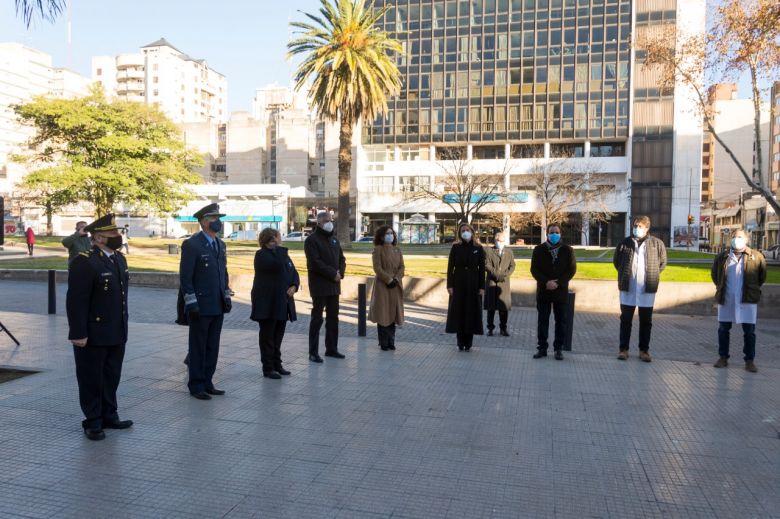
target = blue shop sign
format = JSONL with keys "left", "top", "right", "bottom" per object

{"left": 175, "top": 215, "right": 283, "bottom": 222}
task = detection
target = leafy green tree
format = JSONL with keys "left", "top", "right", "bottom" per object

{"left": 15, "top": 167, "right": 78, "bottom": 236}
{"left": 13, "top": 88, "right": 202, "bottom": 217}
{"left": 288, "top": 0, "right": 402, "bottom": 246}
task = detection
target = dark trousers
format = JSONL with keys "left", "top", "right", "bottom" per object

{"left": 73, "top": 343, "right": 125, "bottom": 429}
{"left": 487, "top": 310, "right": 508, "bottom": 331}
{"left": 718, "top": 321, "right": 756, "bottom": 361}
{"left": 27, "top": 244, "right": 34, "bottom": 255}
{"left": 188, "top": 314, "right": 224, "bottom": 394}
{"left": 619, "top": 305, "right": 654, "bottom": 352}
{"left": 309, "top": 295, "right": 339, "bottom": 355}
{"left": 259, "top": 319, "right": 287, "bottom": 373}
{"left": 456, "top": 333, "right": 474, "bottom": 348}
{"left": 378, "top": 324, "right": 396, "bottom": 348}
{"left": 537, "top": 300, "right": 568, "bottom": 352}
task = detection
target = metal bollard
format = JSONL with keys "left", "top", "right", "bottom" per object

{"left": 358, "top": 283, "right": 367, "bottom": 337}
{"left": 48, "top": 269, "right": 56, "bottom": 315}
{"left": 563, "top": 291, "right": 575, "bottom": 352}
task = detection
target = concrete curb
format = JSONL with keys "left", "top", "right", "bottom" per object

{"left": 2, "top": 269, "right": 777, "bottom": 318}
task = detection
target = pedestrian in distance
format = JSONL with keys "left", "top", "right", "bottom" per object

{"left": 25, "top": 226, "right": 35, "bottom": 255}
{"left": 711, "top": 228, "right": 766, "bottom": 372}
{"left": 179, "top": 203, "right": 232, "bottom": 400}
{"left": 304, "top": 211, "right": 347, "bottom": 362}
{"left": 62, "top": 221, "right": 92, "bottom": 265}
{"left": 250, "top": 228, "right": 300, "bottom": 379}
{"left": 368, "top": 225, "right": 405, "bottom": 351}
{"left": 121, "top": 224, "right": 130, "bottom": 254}
{"left": 530, "top": 225, "right": 577, "bottom": 360}
{"left": 445, "top": 223, "right": 486, "bottom": 352}
{"left": 484, "top": 231, "right": 515, "bottom": 337}
{"left": 65, "top": 214, "right": 132, "bottom": 441}
{"left": 613, "top": 215, "right": 667, "bottom": 363}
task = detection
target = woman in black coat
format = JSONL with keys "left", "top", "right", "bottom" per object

{"left": 251, "top": 228, "right": 300, "bottom": 379}
{"left": 445, "top": 223, "right": 486, "bottom": 351}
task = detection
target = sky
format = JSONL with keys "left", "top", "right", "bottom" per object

{"left": 0, "top": 0, "right": 320, "bottom": 113}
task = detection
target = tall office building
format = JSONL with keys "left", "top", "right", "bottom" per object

{"left": 92, "top": 38, "right": 228, "bottom": 124}
{"left": 357, "top": 0, "right": 704, "bottom": 245}
{"left": 0, "top": 43, "right": 90, "bottom": 200}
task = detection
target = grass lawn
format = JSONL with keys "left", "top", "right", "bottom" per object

{"left": 4, "top": 251, "right": 779, "bottom": 284}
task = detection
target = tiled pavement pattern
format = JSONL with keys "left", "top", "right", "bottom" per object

{"left": 0, "top": 281, "right": 778, "bottom": 518}
{"left": 2, "top": 280, "right": 779, "bottom": 367}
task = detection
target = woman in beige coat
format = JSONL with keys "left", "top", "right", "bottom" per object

{"left": 368, "top": 225, "right": 405, "bottom": 351}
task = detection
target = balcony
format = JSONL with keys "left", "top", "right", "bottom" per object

{"left": 117, "top": 69, "right": 145, "bottom": 80}
{"left": 116, "top": 82, "right": 145, "bottom": 94}
{"left": 116, "top": 54, "right": 144, "bottom": 69}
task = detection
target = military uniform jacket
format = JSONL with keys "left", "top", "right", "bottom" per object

{"left": 66, "top": 246, "right": 129, "bottom": 345}
{"left": 180, "top": 231, "right": 230, "bottom": 316}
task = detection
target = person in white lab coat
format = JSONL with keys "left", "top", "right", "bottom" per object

{"left": 710, "top": 229, "right": 766, "bottom": 373}
{"left": 612, "top": 216, "right": 667, "bottom": 363}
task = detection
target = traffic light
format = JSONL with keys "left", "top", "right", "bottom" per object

{"left": 687, "top": 214, "right": 694, "bottom": 225}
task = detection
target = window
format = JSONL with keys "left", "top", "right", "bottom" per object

{"left": 365, "top": 176, "right": 395, "bottom": 193}
{"left": 399, "top": 176, "right": 429, "bottom": 192}
{"left": 550, "top": 143, "right": 584, "bottom": 157}
{"left": 96, "top": 68, "right": 102, "bottom": 76}
{"left": 590, "top": 141, "right": 625, "bottom": 157}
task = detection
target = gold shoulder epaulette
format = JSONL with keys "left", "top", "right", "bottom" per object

{"left": 79, "top": 251, "right": 91, "bottom": 257}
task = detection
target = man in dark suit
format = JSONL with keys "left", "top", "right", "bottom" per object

{"left": 66, "top": 214, "right": 133, "bottom": 441}
{"left": 180, "top": 203, "right": 232, "bottom": 400}
{"left": 304, "top": 211, "right": 346, "bottom": 362}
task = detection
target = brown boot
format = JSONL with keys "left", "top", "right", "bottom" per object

{"left": 617, "top": 350, "right": 629, "bottom": 360}
{"left": 745, "top": 361, "right": 757, "bottom": 373}
{"left": 713, "top": 357, "right": 728, "bottom": 368}
{"left": 639, "top": 351, "right": 652, "bottom": 363}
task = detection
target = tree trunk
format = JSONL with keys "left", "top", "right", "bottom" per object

{"left": 337, "top": 113, "right": 354, "bottom": 248}
{"left": 45, "top": 201, "right": 53, "bottom": 236}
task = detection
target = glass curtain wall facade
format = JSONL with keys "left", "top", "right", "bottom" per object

{"left": 365, "top": 0, "right": 632, "bottom": 146}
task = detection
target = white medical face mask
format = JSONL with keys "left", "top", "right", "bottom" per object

{"left": 731, "top": 237, "right": 746, "bottom": 250}
{"left": 322, "top": 222, "right": 334, "bottom": 233}
{"left": 496, "top": 241, "right": 504, "bottom": 249}
{"left": 632, "top": 226, "right": 647, "bottom": 239}
{"left": 461, "top": 231, "right": 472, "bottom": 241}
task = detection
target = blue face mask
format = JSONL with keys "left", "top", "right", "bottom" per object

{"left": 208, "top": 220, "right": 223, "bottom": 233}
{"left": 548, "top": 233, "right": 561, "bottom": 245}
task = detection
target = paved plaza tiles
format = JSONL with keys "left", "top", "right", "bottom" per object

{"left": 0, "top": 281, "right": 778, "bottom": 518}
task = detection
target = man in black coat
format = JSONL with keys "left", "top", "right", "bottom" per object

{"left": 530, "top": 225, "right": 577, "bottom": 360}
{"left": 179, "top": 203, "right": 232, "bottom": 400}
{"left": 66, "top": 214, "right": 133, "bottom": 441}
{"left": 304, "top": 211, "right": 346, "bottom": 362}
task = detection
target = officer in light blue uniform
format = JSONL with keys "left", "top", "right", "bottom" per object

{"left": 179, "top": 203, "right": 232, "bottom": 400}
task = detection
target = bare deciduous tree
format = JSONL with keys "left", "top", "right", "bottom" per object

{"left": 406, "top": 150, "right": 514, "bottom": 224}
{"left": 640, "top": 0, "right": 780, "bottom": 218}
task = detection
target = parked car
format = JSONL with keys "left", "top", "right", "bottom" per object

{"left": 226, "top": 230, "right": 258, "bottom": 241}
{"left": 762, "top": 244, "right": 780, "bottom": 260}
{"left": 284, "top": 231, "right": 310, "bottom": 242}
{"left": 353, "top": 235, "right": 373, "bottom": 243}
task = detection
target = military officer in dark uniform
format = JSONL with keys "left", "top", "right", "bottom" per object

{"left": 180, "top": 203, "right": 232, "bottom": 400}
{"left": 66, "top": 214, "right": 133, "bottom": 441}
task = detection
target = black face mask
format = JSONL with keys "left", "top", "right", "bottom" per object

{"left": 105, "top": 236, "right": 123, "bottom": 251}
{"left": 208, "top": 220, "right": 223, "bottom": 233}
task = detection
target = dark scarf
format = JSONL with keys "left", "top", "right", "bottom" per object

{"left": 546, "top": 241, "right": 561, "bottom": 264}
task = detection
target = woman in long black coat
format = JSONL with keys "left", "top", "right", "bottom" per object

{"left": 445, "top": 223, "right": 486, "bottom": 351}
{"left": 251, "top": 228, "right": 300, "bottom": 379}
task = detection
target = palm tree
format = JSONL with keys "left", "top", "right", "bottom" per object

{"left": 14, "top": 0, "right": 66, "bottom": 27}
{"left": 288, "top": 0, "right": 402, "bottom": 246}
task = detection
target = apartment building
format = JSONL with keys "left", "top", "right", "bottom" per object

{"left": 357, "top": 0, "right": 705, "bottom": 246}
{"left": 92, "top": 38, "right": 227, "bottom": 124}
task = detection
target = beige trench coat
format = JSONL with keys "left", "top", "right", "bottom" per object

{"left": 368, "top": 244, "right": 405, "bottom": 326}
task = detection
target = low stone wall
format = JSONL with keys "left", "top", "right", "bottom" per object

{"left": 2, "top": 269, "right": 777, "bottom": 318}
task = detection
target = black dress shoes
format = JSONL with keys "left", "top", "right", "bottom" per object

{"left": 191, "top": 391, "right": 212, "bottom": 400}
{"left": 206, "top": 388, "right": 225, "bottom": 395}
{"left": 554, "top": 351, "right": 564, "bottom": 361}
{"left": 533, "top": 351, "right": 547, "bottom": 359}
{"left": 380, "top": 345, "right": 389, "bottom": 351}
{"left": 263, "top": 371, "right": 282, "bottom": 379}
{"left": 84, "top": 428, "right": 106, "bottom": 441}
{"left": 276, "top": 366, "right": 291, "bottom": 376}
{"left": 103, "top": 419, "right": 133, "bottom": 430}
{"left": 324, "top": 351, "right": 345, "bottom": 359}
{"left": 458, "top": 344, "right": 464, "bottom": 351}
{"left": 309, "top": 354, "right": 323, "bottom": 363}
{"left": 388, "top": 344, "right": 396, "bottom": 350}
{"left": 500, "top": 329, "right": 510, "bottom": 337}
{"left": 487, "top": 330, "right": 494, "bottom": 336}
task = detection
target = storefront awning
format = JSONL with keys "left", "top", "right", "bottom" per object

{"left": 175, "top": 215, "right": 282, "bottom": 222}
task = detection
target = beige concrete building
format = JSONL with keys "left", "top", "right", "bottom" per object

{"left": 92, "top": 38, "right": 227, "bottom": 124}
{"left": 0, "top": 42, "right": 90, "bottom": 205}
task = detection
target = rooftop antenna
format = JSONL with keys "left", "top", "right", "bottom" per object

{"left": 66, "top": 0, "right": 72, "bottom": 68}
